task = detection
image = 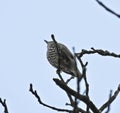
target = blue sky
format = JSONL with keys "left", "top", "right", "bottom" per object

{"left": 0, "top": 0, "right": 120, "bottom": 113}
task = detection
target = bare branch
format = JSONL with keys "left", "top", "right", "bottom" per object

{"left": 53, "top": 78, "right": 100, "bottom": 113}
{"left": 96, "top": 0, "right": 120, "bottom": 18}
{"left": 76, "top": 47, "right": 120, "bottom": 58}
{"left": 29, "top": 83, "right": 72, "bottom": 112}
{"left": 99, "top": 84, "right": 120, "bottom": 112}
{"left": 0, "top": 98, "right": 9, "bottom": 113}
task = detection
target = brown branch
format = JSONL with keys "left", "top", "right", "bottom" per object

{"left": 96, "top": 0, "right": 120, "bottom": 18}
{"left": 51, "top": 35, "right": 77, "bottom": 111}
{"left": 76, "top": 47, "right": 120, "bottom": 58}
{"left": 105, "top": 90, "right": 112, "bottom": 113}
{"left": 76, "top": 57, "right": 90, "bottom": 112}
{"left": 53, "top": 78, "right": 100, "bottom": 113}
{"left": 0, "top": 98, "right": 9, "bottom": 113}
{"left": 99, "top": 84, "right": 120, "bottom": 112}
{"left": 72, "top": 47, "right": 81, "bottom": 113}
{"left": 83, "top": 63, "right": 90, "bottom": 112}
{"left": 51, "top": 34, "right": 78, "bottom": 110}
{"left": 29, "top": 83, "right": 72, "bottom": 112}
{"left": 51, "top": 34, "right": 73, "bottom": 107}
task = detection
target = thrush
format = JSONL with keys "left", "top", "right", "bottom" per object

{"left": 44, "top": 40, "right": 82, "bottom": 78}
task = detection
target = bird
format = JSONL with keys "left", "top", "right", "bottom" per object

{"left": 44, "top": 40, "right": 82, "bottom": 79}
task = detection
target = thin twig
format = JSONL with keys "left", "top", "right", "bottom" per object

{"left": 78, "top": 59, "right": 90, "bottom": 112}
{"left": 51, "top": 34, "right": 75, "bottom": 107}
{"left": 65, "top": 76, "right": 75, "bottom": 84}
{"left": 29, "top": 83, "right": 72, "bottom": 112}
{"left": 96, "top": 0, "right": 120, "bottom": 18}
{"left": 72, "top": 47, "right": 80, "bottom": 113}
{"left": 99, "top": 84, "right": 120, "bottom": 112}
{"left": 105, "top": 90, "right": 112, "bottom": 113}
{"left": 0, "top": 98, "right": 9, "bottom": 113}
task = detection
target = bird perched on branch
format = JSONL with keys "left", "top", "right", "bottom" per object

{"left": 44, "top": 39, "right": 82, "bottom": 79}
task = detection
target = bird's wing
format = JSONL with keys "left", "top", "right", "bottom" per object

{"left": 58, "top": 43, "right": 74, "bottom": 59}
{"left": 58, "top": 43, "right": 75, "bottom": 68}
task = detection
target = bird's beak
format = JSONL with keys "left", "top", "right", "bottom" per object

{"left": 44, "top": 40, "right": 48, "bottom": 44}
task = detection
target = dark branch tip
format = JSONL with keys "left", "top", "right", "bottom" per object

{"left": 29, "top": 83, "right": 33, "bottom": 91}
{"left": 51, "top": 34, "right": 55, "bottom": 38}
{"left": 85, "top": 62, "right": 88, "bottom": 66}
{"left": 118, "top": 84, "right": 120, "bottom": 91}
{"left": 51, "top": 34, "right": 56, "bottom": 42}
{"left": 91, "top": 47, "right": 94, "bottom": 50}
{"left": 51, "top": 34, "right": 58, "bottom": 44}
{"left": 53, "top": 78, "right": 59, "bottom": 82}
{"left": 44, "top": 40, "right": 48, "bottom": 44}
